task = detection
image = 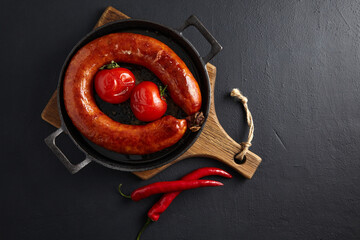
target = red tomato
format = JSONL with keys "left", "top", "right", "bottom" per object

{"left": 130, "top": 81, "right": 167, "bottom": 122}
{"left": 94, "top": 67, "right": 136, "bottom": 104}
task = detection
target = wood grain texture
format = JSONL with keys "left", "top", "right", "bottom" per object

{"left": 41, "top": 91, "right": 61, "bottom": 128}
{"left": 93, "top": 6, "right": 130, "bottom": 28}
{"left": 41, "top": 6, "right": 261, "bottom": 180}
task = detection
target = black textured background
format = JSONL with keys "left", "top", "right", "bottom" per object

{"left": 1, "top": 1, "right": 359, "bottom": 239}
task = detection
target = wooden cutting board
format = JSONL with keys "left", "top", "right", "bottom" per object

{"left": 41, "top": 6, "right": 262, "bottom": 180}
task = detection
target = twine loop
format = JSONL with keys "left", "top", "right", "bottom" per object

{"left": 230, "top": 88, "right": 254, "bottom": 161}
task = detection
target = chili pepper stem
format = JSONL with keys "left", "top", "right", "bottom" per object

{"left": 136, "top": 218, "right": 153, "bottom": 240}
{"left": 118, "top": 184, "right": 131, "bottom": 199}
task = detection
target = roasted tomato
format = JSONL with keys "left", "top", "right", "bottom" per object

{"left": 94, "top": 61, "right": 136, "bottom": 104}
{"left": 130, "top": 81, "right": 167, "bottom": 122}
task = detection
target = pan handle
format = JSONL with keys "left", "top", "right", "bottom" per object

{"left": 45, "top": 127, "right": 92, "bottom": 174}
{"left": 178, "top": 15, "right": 223, "bottom": 64}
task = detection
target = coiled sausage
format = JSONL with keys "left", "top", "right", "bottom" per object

{"left": 63, "top": 33, "right": 201, "bottom": 154}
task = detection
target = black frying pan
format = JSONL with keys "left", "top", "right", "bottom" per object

{"left": 45, "top": 15, "right": 222, "bottom": 174}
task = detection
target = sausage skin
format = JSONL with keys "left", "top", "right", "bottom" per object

{"left": 64, "top": 33, "right": 201, "bottom": 155}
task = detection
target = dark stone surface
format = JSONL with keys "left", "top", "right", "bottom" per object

{"left": 1, "top": 0, "right": 359, "bottom": 239}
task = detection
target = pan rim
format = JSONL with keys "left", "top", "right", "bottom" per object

{"left": 57, "top": 18, "right": 211, "bottom": 171}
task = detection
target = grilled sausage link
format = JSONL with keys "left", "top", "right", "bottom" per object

{"left": 64, "top": 33, "right": 201, "bottom": 154}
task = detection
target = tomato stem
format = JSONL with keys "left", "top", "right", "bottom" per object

{"left": 159, "top": 85, "right": 167, "bottom": 99}
{"left": 99, "top": 60, "right": 120, "bottom": 70}
{"left": 118, "top": 184, "right": 132, "bottom": 199}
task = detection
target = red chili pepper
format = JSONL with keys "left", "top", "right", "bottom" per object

{"left": 118, "top": 179, "right": 223, "bottom": 202}
{"left": 148, "top": 167, "right": 232, "bottom": 221}
{"left": 133, "top": 167, "right": 232, "bottom": 240}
